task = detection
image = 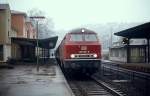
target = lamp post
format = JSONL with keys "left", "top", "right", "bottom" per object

{"left": 30, "top": 16, "right": 45, "bottom": 72}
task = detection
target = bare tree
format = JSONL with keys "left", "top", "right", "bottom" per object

{"left": 27, "top": 8, "right": 55, "bottom": 39}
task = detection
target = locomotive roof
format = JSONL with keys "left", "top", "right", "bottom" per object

{"left": 69, "top": 28, "right": 96, "bottom": 34}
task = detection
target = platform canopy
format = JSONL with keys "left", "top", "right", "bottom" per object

{"left": 114, "top": 22, "right": 150, "bottom": 39}
{"left": 11, "top": 36, "right": 58, "bottom": 49}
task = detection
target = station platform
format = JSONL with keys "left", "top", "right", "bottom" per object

{"left": 102, "top": 60, "right": 150, "bottom": 73}
{"left": 0, "top": 64, "right": 75, "bottom": 96}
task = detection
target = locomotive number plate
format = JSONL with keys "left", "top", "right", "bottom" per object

{"left": 81, "top": 46, "right": 87, "bottom": 50}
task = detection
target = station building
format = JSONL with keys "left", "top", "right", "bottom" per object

{"left": 109, "top": 39, "right": 147, "bottom": 63}
{"left": 109, "top": 22, "right": 150, "bottom": 63}
{"left": 11, "top": 10, "right": 58, "bottom": 62}
{"left": 0, "top": 4, "right": 58, "bottom": 63}
{"left": 11, "top": 10, "right": 36, "bottom": 61}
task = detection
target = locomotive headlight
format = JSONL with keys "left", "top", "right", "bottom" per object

{"left": 81, "top": 29, "right": 85, "bottom": 32}
{"left": 93, "top": 54, "right": 97, "bottom": 58}
{"left": 70, "top": 54, "right": 75, "bottom": 58}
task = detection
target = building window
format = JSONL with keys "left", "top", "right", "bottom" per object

{"left": 0, "top": 45, "right": 3, "bottom": 60}
{"left": 139, "top": 48, "right": 144, "bottom": 57}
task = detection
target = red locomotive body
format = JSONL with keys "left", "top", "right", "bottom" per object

{"left": 55, "top": 28, "right": 101, "bottom": 74}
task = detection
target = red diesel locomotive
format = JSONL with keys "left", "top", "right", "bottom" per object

{"left": 55, "top": 28, "right": 101, "bottom": 74}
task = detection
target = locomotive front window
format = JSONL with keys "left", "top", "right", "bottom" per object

{"left": 85, "top": 34, "right": 97, "bottom": 41}
{"left": 70, "top": 34, "right": 83, "bottom": 41}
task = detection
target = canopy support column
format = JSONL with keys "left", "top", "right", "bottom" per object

{"left": 127, "top": 38, "right": 130, "bottom": 63}
{"left": 147, "top": 38, "right": 150, "bottom": 63}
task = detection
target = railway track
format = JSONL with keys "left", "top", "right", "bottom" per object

{"left": 61, "top": 60, "right": 150, "bottom": 96}
{"left": 66, "top": 73, "right": 125, "bottom": 96}
{"left": 97, "top": 62, "right": 150, "bottom": 96}
{"left": 91, "top": 76, "right": 125, "bottom": 96}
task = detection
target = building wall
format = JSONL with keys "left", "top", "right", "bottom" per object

{"left": 7, "top": 8, "right": 11, "bottom": 43}
{"left": 0, "top": 8, "right": 11, "bottom": 44}
{"left": 0, "top": 10, "right": 7, "bottom": 44}
{"left": 109, "top": 48, "right": 127, "bottom": 62}
{"left": 26, "top": 22, "right": 35, "bottom": 39}
{"left": 11, "top": 14, "right": 27, "bottom": 38}
{"left": 130, "top": 47, "right": 145, "bottom": 63}
{"left": 0, "top": 4, "right": 11, "bottom": 62}
{"left": 109, "top": 46, "right": 146, "bottom": 63}
{"left": 11, "top": 29, "right": 17, "bottom": 37}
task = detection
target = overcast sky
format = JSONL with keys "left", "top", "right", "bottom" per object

{"left": 1, "top": 0, "right": 150, "bottom": 30}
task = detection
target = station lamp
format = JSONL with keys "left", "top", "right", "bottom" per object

{"left": 122, "top": 37, "right": 129, "bottom": 44}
